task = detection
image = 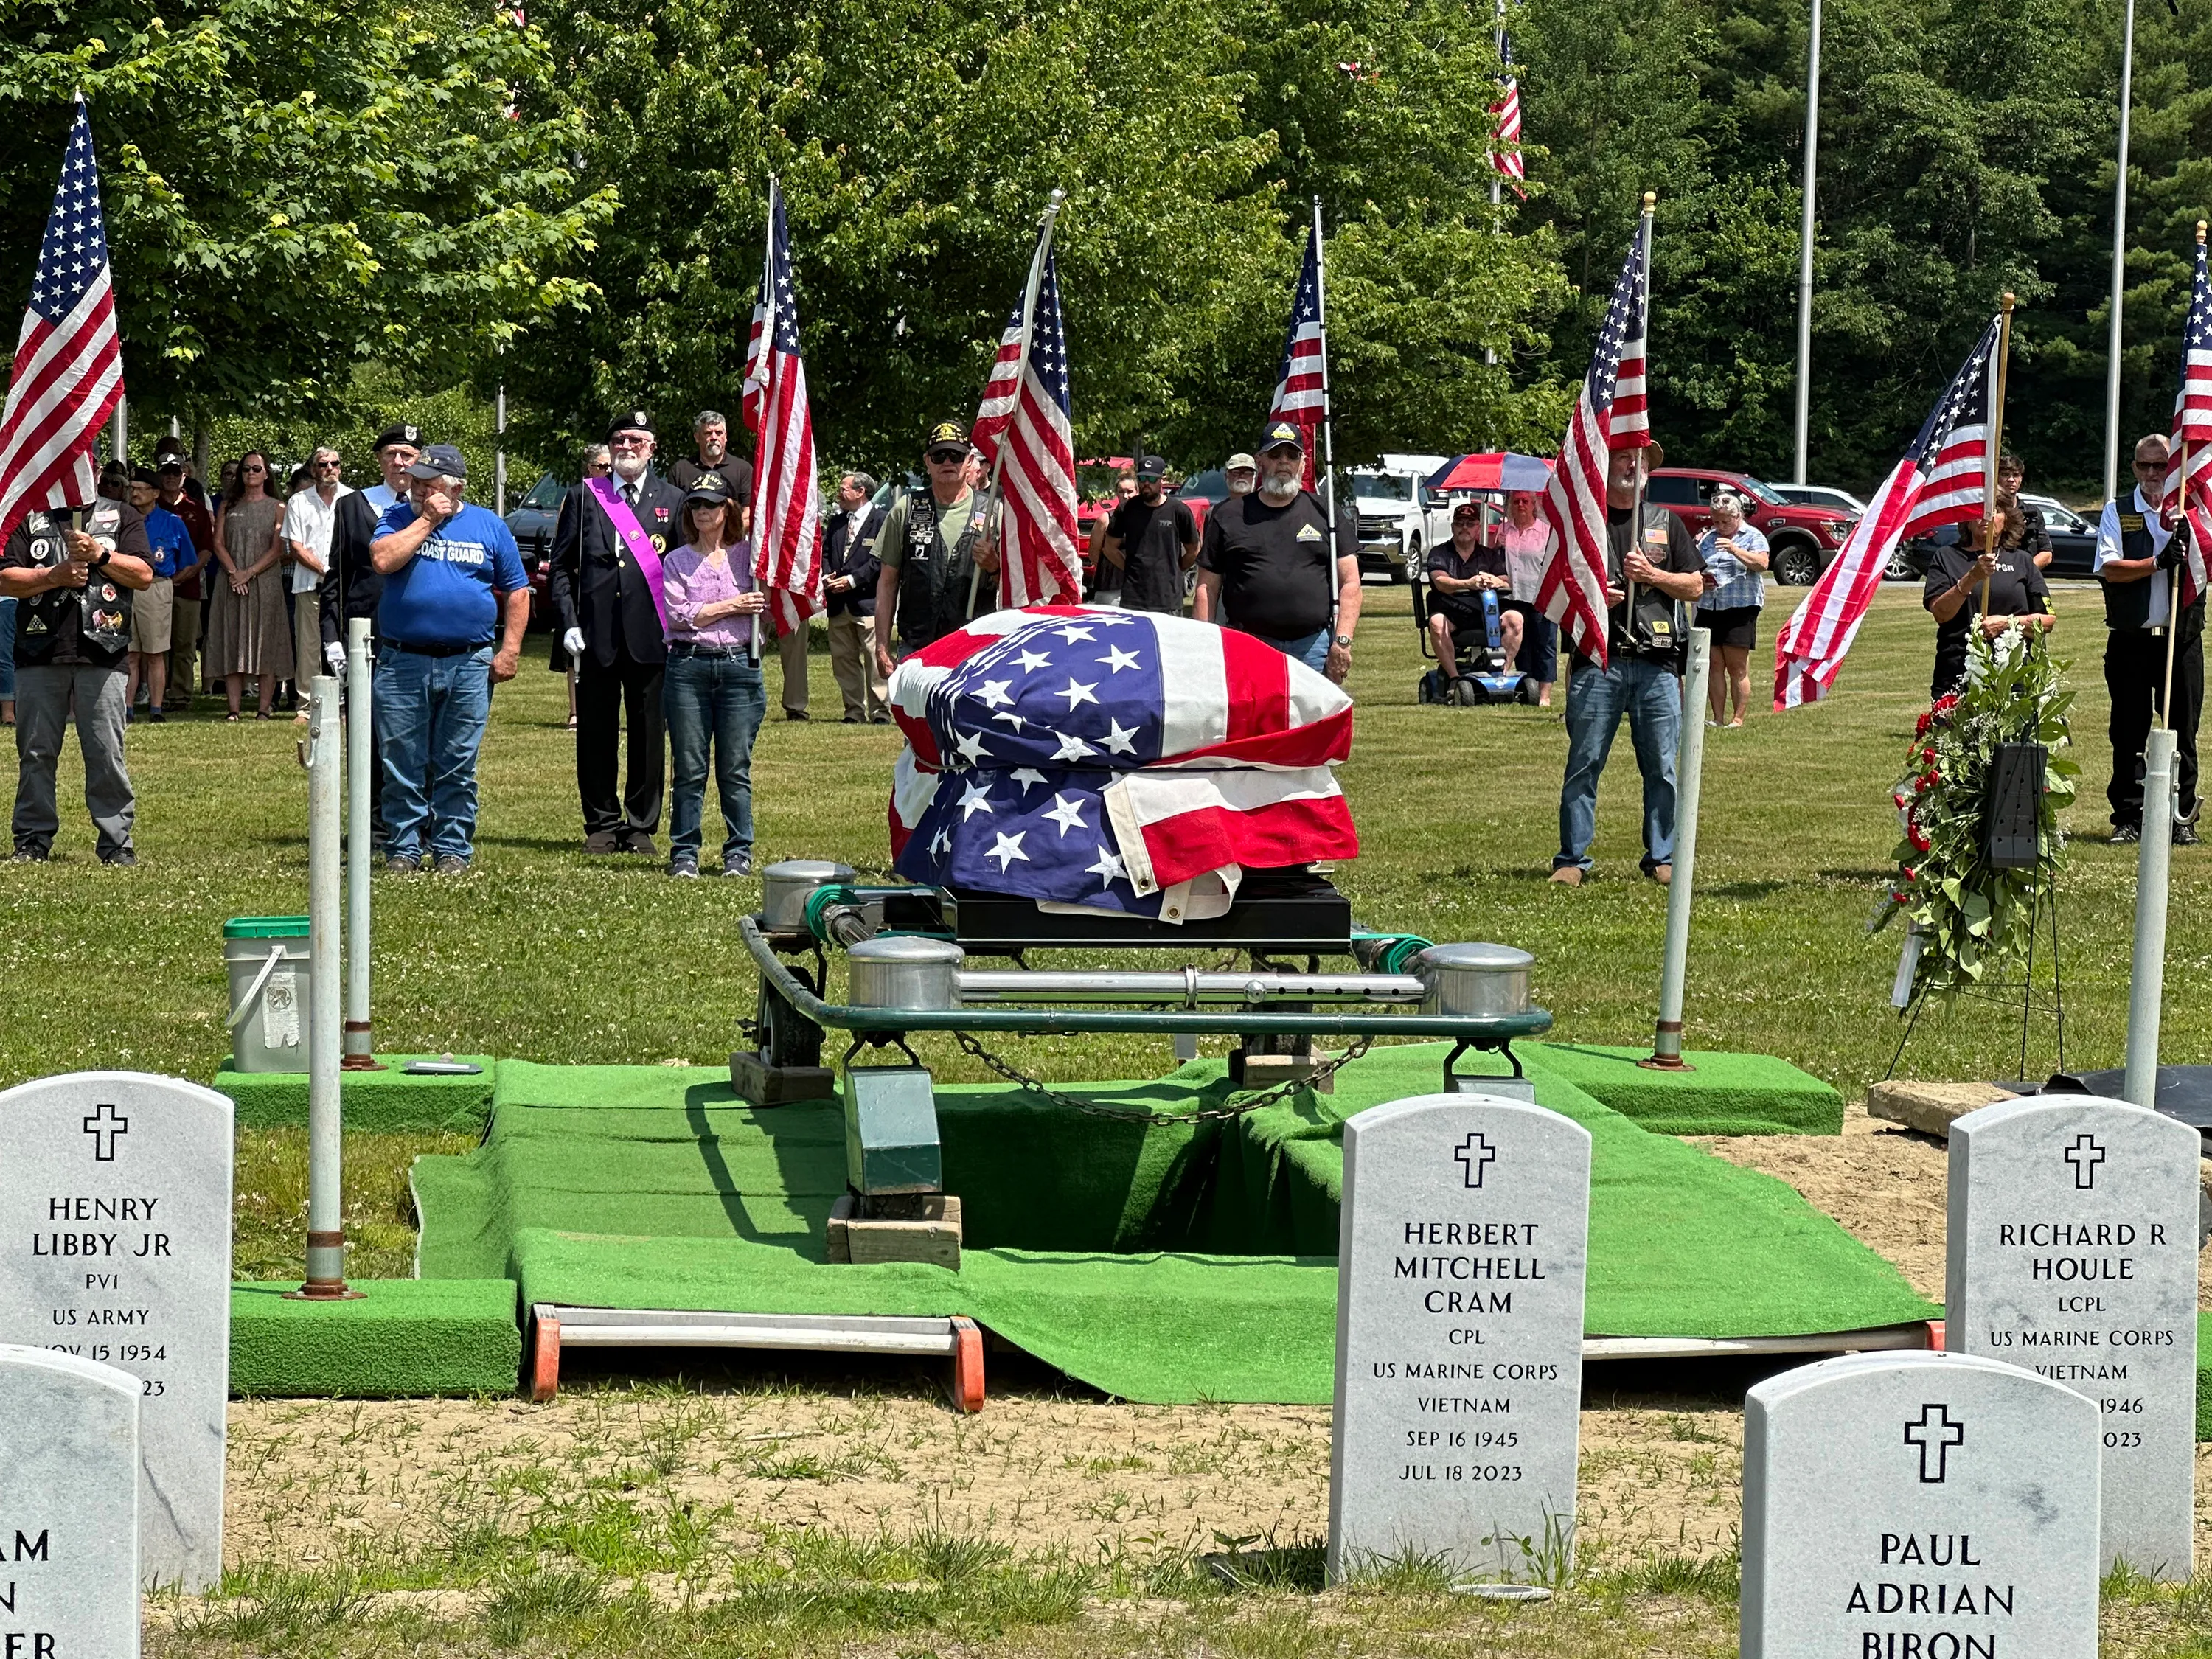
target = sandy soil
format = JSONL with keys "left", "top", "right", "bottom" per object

{"left": 220, "top": 1105, "right": 2212, "bottom": 1578}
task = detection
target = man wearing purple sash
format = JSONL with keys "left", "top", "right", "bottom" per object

{"left": 549, "top": 410, "right": 686, "bottom": 855}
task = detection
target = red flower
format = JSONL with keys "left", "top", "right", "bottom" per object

{"left": 1915, "top": 711, "right": 1933, "bottom": 737}
{"left": 1902, "top": 866, "right": 1919, "bottom": 883}
{"left": 1910, "top": 829, "right": 1932, "bottom": 854}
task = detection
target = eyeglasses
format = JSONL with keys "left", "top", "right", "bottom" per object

{"left": 610, "top": 434, "right": 650, "bottom": 449}
{"left": 927, "top": 450, "right": 967, "bottom": 465}
{"left": 2135, "top": 459, "right": 2168, "bottom": 470}
{"left": 243, "top": 465, "right": 267, "bottom": 474}
{"left": 314, "top": 460, "right": 341, "bottom": 470}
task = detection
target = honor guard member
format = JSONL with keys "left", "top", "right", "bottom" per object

{"left": 1548, "top": 442, "right": 1707, "bottom": 888}
{"left": 0, "top": 471, "right": 154, "bottom": 863}
{"left": 319, "top": 424, "right": 420, "bottom": 844}
{"left": 2096, "top": 432, "right": 2205, "bottom": 844}
{"left": 870, "top": 421, "right": 1002, "bottom": 682}
{"left": 551, "top": 410, "right": 686, "bottom": 855}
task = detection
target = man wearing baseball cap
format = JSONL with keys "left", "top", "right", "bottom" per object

{"left": 1193, "top": 421, "right": 1360, "bottom": 681}
{"left": 1224, "top": 453, "right": 1257, "bottom": 498}
{"left": 1098, "top": 455, "right": 1199, "bottom": 615}
{"left": 369, "top": 443, "right": 529, "bottom": 873}
{"left": 549, "top": 410, "right": 685, "bottom": 855}
{"left": 869, "top": 420, "right": 1001, "bottom": 681}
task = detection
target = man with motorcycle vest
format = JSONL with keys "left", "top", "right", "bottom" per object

{"left": 871, "top": 421, "right": 1001, "bottom": 681}
{"left": 2096, "top": 432, "right": 2204, "bottom": 844}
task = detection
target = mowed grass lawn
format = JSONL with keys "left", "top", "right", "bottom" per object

{"left": 4, "top": 577, "right": 2191, "bottom": 1095}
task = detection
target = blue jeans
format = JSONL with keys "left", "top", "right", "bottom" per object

{"left": 1253, "top": 627, "right": 1332, "bottom": 672}
{"left": 664, "top": 653, "right": 765, "bottom": 860}
{"left": 376, "top": 645, "right": 493, "bottom": 863}
{"left": 1557, "top": 655, "right": 1681, "bottom": 873}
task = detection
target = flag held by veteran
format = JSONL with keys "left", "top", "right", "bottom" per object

{"left": 2163, "top": 220, "right": 2212, "bottom": 608}
{"left": 741, "top": 177, "right": 821, "bottom": 642}
{"left": 1771, "top": 317, "right": 2001, "bottom": 710}
{"left": 0, "top": 96, "right": 123, "bottom": 544}
{"left": 1535, "top": 220, "right": 1649, "bottom": 668}
{"left": 1269, "top": 229, "right": 1327, "bottom": 492}
{"left": 972, "top": 195, "right": 1081, "bottom": 608}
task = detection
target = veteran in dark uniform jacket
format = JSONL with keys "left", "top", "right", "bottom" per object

{"left": 317, "top": 423, "right": 421, "bottom": 844}
{"left": 549, "top": 409, "right": 686, "bottom": 855}
{"left": 2096, "top": 433, "right": 2205, "bottom": 844}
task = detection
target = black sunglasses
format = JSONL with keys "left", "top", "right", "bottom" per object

{"left": 927, "top": 449, "right": 967, "bottom": 464}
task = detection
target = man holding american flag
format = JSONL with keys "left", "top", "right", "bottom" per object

{"left": 2097, "top": 431, "right": 2203, "bottom": 844}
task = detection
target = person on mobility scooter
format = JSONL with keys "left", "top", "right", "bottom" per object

{"left": 1415, "top": 502, "right": 1541, "bottom": 705}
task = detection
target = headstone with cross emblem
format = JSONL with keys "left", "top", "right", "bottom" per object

{"left": 0, "top": 1073, "right": 232, "bottom": 1592}
{"left": 1947, "top": 1093, "right": 2199, "bottom": 1576}
{"left": 1326, "top": 1092, "right": 1590, "bottom": 1585}
{"left": 1742, "top": 1349, "right": 2101, "bottom": 1658}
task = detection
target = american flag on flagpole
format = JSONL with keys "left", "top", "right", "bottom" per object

{"left": 1489, "top": 38, "right": 1527, "bottom": 198}
{"left": 2163, "top": 228, "right": 2212, "bottom": 608}
{"left": 1771, "top": 316, "right": 2001, "bottom": 710}
{"left": 972, "top": 206, "right": 1082, "bottom": 608}
{"left": 1270, "top": 231, "right": 1327, "bottom": 490}
{"left": 0, "top": 97, "right": 123, "bottom": 546}
{"left": 1534, "top": 224, "right": 1649, "bottom": 667}
{"left": 742, "top": 179, "right": 821, "bottom": 639}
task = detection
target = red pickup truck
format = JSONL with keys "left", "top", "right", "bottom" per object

{"left": 1645, "top": 467, "right": 1859, "bottom": 586}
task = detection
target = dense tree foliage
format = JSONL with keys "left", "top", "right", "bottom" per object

{"left": 3, "top": 0, "right": 2207, "bottom": 496}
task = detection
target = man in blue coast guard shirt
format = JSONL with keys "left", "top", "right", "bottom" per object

{"left": 369, "top": 442, "right": 529, "bottom": 874}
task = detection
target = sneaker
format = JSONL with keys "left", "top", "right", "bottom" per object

{"left": 2111, "top": 824, "right": 2141, "bottom": 844}
{"left": 384, "top": 854, "right": 421, "bottom": 874}
{"left": 619, "top": 829, "right": 656, "bottom": 856}
{"left": 145, "top": 708, "right": 165, "bottom": 724}
{"left": 722, "top": 852, "right": 753, "bottom": 878}
{"left": 669, "top": 856, "right": 699, "bottom": 879}
{"left": 434, "top": 855, "right": 470, "bottom": 875}
{"left": 10, "top": 846, "right": 48, "bottom": 864}
{"left": 1547, "top": 865, "right": 1583, "bottom": 887}
{"left": 100, "top": 849, "right": 137, "bottom": 867}
{"left": 583, "top": 830, "right": 622, "bottom": 855}
{"left": 2177, "top": 822, "right": 2200, "bottom": 847}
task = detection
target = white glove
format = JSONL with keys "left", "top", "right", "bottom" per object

{"left": 324, "top": 642, "right": 346, "bottom": 678}
{"left": 563, "top": 627, "right": 585, "bottom": 658}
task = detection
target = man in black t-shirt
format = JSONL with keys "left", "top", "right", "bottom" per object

{"left": 1426, "top": 502, "right": 1513, "bottom": 674}
{"left": 0, "top": 490, "right": 155, "bottom": 863}
{"left": 1194, "top": 422, "right": 1360, "bottom": 682}
{"left": 1924, "top": 503, "right": 2054, "bottom": 698}
{"left": 1099, "top": 455, "right": 1198, "bottom": 614}
{"left": 1551, "top": 444, "right": 1708, "bottom": 888}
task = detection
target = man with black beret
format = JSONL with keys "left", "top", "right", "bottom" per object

{"left": 549, "top": 409, "right": 686, "bottom": 855}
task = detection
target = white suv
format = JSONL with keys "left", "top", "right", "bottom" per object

{"left": 1349, "top": 454, "right": 1454, "bottom": 582}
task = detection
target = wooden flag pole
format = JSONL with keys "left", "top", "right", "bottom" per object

{"left": 1621, "top": 190, "right": 1658, "bottom": 629}
{"left": 1979, "top": 291, "right": 2017, "bottom": 616}
{"left": 2159, "top": 220, "right": 2208, "bottom": 731}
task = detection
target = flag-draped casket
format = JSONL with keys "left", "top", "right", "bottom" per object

{"left": 888, "top": 607, "right": 1357, "bottom": 920}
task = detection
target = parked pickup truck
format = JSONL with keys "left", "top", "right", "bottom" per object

{"left": 1645, "top": 467, "right": 1859, "bottom": 585}
{"left": 1349, "top": 453, "right": 1455, "bottom": 582}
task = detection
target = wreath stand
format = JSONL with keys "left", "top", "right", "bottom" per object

{"left": 1885, "top": 741, "right": 2066, "bottom": 1084}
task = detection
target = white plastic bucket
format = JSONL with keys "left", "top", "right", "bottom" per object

{"left": 224, "top": 917, "right": 311, "bottom": 1073}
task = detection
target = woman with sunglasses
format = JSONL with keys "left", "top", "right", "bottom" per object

{"left": 204, "top": 451, "right": 293, "bottom": 720}
{"left": 658, "top": 472, "right": 768, "bottom": 878}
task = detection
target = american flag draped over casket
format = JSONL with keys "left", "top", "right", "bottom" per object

{"left": 887, "top": 607, "right": 1358, "bottom": 919}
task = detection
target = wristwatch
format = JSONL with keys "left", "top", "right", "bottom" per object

{"left": 1332, "top": 633, "right": 1353, "bottom": 650}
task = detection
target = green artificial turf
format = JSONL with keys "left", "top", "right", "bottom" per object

{"left": 215, "top": 1055, "right": 498, "bottom": 1132}
{"left": 410, "top": 1043, "right": 1935, "bottom": 1404}
{"left": 1523, "top": 1043, "right": 1845, "bottom": 1135}
{"left": 229, "top": 1277, "right": 519, "bottom": 1396}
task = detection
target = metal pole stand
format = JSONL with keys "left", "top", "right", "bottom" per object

{"left": 341, "top": 618, "right": 382, "bottom": 1071}
{"left": 291, "top": 675, "right": 363, "bottom": 1300}
{"left": 1645, "top": 627, "right": 1711, "bottom": 1070}
{"left": 2124, "top": 727, "right": 2177, "bottom": 1108}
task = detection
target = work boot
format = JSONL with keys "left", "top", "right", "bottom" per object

{"left": 384, "top": 853, "right": 421, "bottom": 874}
{"left": 620, "top": 828, "right": 656, "bottom": 856}
{"left": 583, "top": 830, "right": 621, "bottom": 855}
{"left": 1547, "top": 866, "right": 1582, "bottom": 887}
{"left": 434, "top": 855, "right": 470, "bottom": 875}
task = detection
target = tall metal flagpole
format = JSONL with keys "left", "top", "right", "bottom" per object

{"left": 1312, "top": 198, "right": 1340, "bottom": 580}
{"left": 1979, "top": 293, "right": 2017, "bottom": 616}
{"left": 1792, "top": 0, "right": 1823, "bottom": 484}
{"left": 2105, "top": 0, "right": 2138, "bottom": 509}
{"left": 971, "top": 189, "right": 1065, "bottom": 617}
{"left": 1622, "top": 192, "right": 1658, "bottom": 623}
{"left": 1486, "top": 1, "right": 1506, "bottom": 370}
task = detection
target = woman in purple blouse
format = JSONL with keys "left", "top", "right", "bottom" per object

{"left": 659, "top": 473, "right": 769, "bottom": 877}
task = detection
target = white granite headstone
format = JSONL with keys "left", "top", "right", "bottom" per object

{"left": 1327, "top": 1092, "right": 1590, "bottom": 1585}
{"left": 0, "top": 1073, "right": 232, "bottom": 1591}
{"left": 1743, "top": 1350, "right": 2101, "bottom": 1659}
{"left": 0, "top": 1345, "right": 142, "bottom": 1658}
{"left": 1947, "top": 1093, "right": 2199, "bottom": 1577}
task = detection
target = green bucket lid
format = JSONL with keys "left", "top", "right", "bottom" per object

{"left": 224, "top": 915, "right": 310, "bottom": 939}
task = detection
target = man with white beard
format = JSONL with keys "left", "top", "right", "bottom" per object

{"left": 549, "top": 410, "right": 686, "bottom": 855}
{"left": 1192, "top": 422, "right": 1361, "bottom": 683}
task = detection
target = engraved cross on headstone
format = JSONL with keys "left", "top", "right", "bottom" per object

{"left": 2063, "top": 1133, "right": 2106, "bottom": 1191}
{"left": 81, "top": 1102, "right": 128, "bottom": 1161}
{"left": 1453, "top": 1133, "right": 1497, "bottom": 1189}
{"left": 1903, "top": 1402, "right": 1965, "bottom": 1483}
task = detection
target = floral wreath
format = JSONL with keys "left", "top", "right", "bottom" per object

{"left": 1873, "top": 626, "right": 2075, "bottom": 1005}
